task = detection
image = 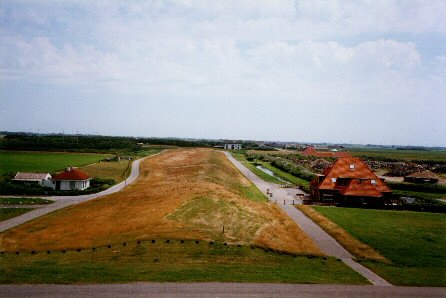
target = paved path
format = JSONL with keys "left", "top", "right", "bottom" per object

{"left": 223, "top": 152, "right": 392, "bottom": 286}
{"left": 0, "top": 153, "right": 160, "bottom": 233}
{"left": 1, "top": 283, "right": 444, "bottom": 298}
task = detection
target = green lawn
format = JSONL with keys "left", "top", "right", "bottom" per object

{"left": 0, "top": 240, "right": 368, "bottom": 284}
{"left": 0, "top": 208, "right": 34, "bottom": 221}
{"left": 349, "top": 147, "right": 446, "bottom": 161}
{"left": 0, "top": 151, "right": 113, "bottom": 176}
{"left": 0, "top": 198, "right": 54, "bottom": 205}
{"left": 313, "top": 206, "right": 446, "bottom": 286}
{"left": 259, "top": 162, "right": 310, "bottom": 189}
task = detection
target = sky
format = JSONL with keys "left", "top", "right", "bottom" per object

{"left": 0, "top": 0, "right": 445, "bottom": 146}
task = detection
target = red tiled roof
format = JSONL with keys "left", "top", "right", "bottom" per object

{"left": 302, "top": 146, "right": 351, "bottom": 158}
{"left": 52, "top": 167, "right": 90, "bottom": 181}
{"left": 314, "top": 157, "right": 391, "bottom": 196}
{"left": 340, "top": 179, "right": 383, "bottom": 197}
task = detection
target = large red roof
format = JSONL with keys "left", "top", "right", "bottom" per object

{"left": 314, "top": 157, "right": 391, "bottom": 196}
{"left": 52, "top": 167, "right": 90, "bottom": 181}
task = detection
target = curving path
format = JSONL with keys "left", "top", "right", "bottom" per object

{"left": 0, "top": 153, "right": 160, "bottom": 233}
{"left": 223, "top": 151, "right": 391, "bottom": 286}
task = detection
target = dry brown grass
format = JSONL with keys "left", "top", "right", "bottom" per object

{"left": 297, "top": 205, "right": 389, "bottom": 262}
{"left": 0, "top": 148, "right": 320, "bottom": 255}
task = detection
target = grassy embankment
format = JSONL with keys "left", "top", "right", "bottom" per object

{"left": 0, "top": 148, "right": 371, "bottom": 284}
{"left": 303, "top": 206, "right": 446, "bottom": 286}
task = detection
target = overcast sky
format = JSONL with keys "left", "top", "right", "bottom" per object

{"left": 1, "top": 1, "right": 445, "bottom": 146}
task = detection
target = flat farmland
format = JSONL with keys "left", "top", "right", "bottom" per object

{"left": 349, "top": 148, "right": 446, "bottom": 161}
{"left": 0, "top": 148, "right": 320, "bottom": 255}
{"left": 0, "top": 151, "right": 113, "bottom": 176}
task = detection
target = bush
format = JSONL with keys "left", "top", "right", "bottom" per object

{"left": 388, "top": 182, "right": 446, "bottom": 194}
{"left": 271, "top": 158, "right": 316, "bottom": 181}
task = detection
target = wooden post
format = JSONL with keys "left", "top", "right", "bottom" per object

{"left": 222, "top": 226, "right": 225, "bottom": 234}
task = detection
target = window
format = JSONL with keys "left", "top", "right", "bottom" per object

{"left": 371, "top": 179, "right": 376, "bottom": 184}
{"left": 349, "top": 164, "right": 355, "bottom": 169}
{"left": 331, "top": 177, "right": 337, "bottom": 183}
{"left": 70, "top": 181, "right": 75, "bottom": 190}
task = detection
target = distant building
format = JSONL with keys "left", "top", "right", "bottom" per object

{"left": 51, "top": 167, "right": 91, "bottom": 191}
{"left": 310, "top": 157, "right": 392, "bottom": 205}
{"left": 302, "top": 146, "right": 351, "bottom": 158}
{"left": 404, "top": 170, "right": 439, "bottom": 184}
{"left": 224, "top": 144, "right": 242, "bottom": 150}
{"left": 12, "top": 172, "right": 52, "bottom": 187}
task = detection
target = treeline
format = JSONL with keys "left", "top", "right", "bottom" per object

{"left": 0, "top": 133, "right": 260, "bottom": 152}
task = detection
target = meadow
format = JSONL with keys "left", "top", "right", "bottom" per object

{"left": 311, "top": 206, "right": 446, "bottom": 286}
{"left": 348, "top": 147, "right": 446, "bottom": 161}
{"left": 0, "top": 151, "right": 113, "bottom": 176}
{"left": 0, "top": 240, "right": 367, "bottom": 284}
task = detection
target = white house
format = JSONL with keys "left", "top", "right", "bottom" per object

{"left": 13, "top": 172, "right": 53, "bottom": 187}
{"left": 224, "top": 144, "right": 242, "bottom": 150}
{"left": 51, "top": 167, "right": 91, "bottom": 191}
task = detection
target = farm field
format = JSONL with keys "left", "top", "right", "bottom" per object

{"left": 348, "top": 147, "right": 446, "bottom": 161}
{"left": 0, "top": 240, "right": 367, "bottom": 284}
{"left": 0, "top": 148, "right": 370, "bottom": 284}
{"left": 0, "top": 151, "right": 113, "bottom": 176}
{"left": 312, "top": 206, "right": 446, "bottom": 286}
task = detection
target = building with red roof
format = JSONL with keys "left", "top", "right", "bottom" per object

{"left": 51, "top": 167, "right": 91, "bottom": 191}
{"left": 310, "top": 157, "right": 391, "bottom": 205}
{"left": 302, "top": 146, "right": 351, "bottom": 158}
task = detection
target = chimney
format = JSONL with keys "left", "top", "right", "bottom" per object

{"left": 66, "top": 166, "right": 71, "bottom": 171}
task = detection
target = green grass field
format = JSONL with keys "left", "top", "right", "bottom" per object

{"left": 0, "top": 208, "right": 34, "bottom": 221}
{"left": 0, "top": 151, "right": 113, "bottom": 176}
{"left": 349, "top": 147, "right": 446, "bottom": 161}
{"left": 0, "top": 240, "right": 368, "bottom": 284}
{"left": 313, "top": 206, "right": 446, "bottom": 286}
{"left": 0, "top": 198, "right": 54, "bottom": 205}
{"left": 231, "top": 153, "right": 285, "bottom": 184}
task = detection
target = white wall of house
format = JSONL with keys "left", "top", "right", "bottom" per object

{"left": 224, "top": 144, "right": 242, "bottom": 150}
{"left": 53, "top": 179, "right": 90, "bottom": 191}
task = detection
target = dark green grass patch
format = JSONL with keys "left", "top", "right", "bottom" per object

{"left": 0, "top": 240, "right": 368, "bottom": 284}
{"left": 313, "top": 206, "right": 446, "bottom": 286}
{"left": 0, "top": 208, "right": 34, "bottom": 221}
{"left": 231, "top": 153, "right": 285, "bottom": 184}
{"left": 349, "top": 147, "right": 446, "bottom": 161}
{"left": 0, "top": 151, "right": 113, "bottom": 176}
{"left": 0, "top": 198, "right": 53, "bottom": 205}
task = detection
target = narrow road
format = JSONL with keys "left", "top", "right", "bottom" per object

{"left": 0, "top": 153, "right": 160, "bottom": 233}
{"left": 1, "top": 283, "right": 444, "bottom": 298}
{"left": 223, "top": 151, "right": 391, "bottom": 286}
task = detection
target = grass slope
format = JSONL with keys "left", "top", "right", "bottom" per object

{"left": 0, "top": 151, "right": 112, "bottom": 176}
{"left": 313, "top": 206, "right": 446, "bottom": 286}
{"left": 0, "top": 240, "right": 368, "bottom": 284}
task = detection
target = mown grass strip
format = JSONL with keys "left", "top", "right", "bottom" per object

{"left": 312, "top": 206, "right": 446, "bottom": 286}
{"left": 0, "top": 198, "right": 53, "bottom": 205}
{"left": 0, "top": 240, "right": 368, "bottom": 284}
{"left": 296, "top": 205, "right": 387, "bottom": 262}
{"left": 0, "top": 208, "right": 34, "bottom": 221}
